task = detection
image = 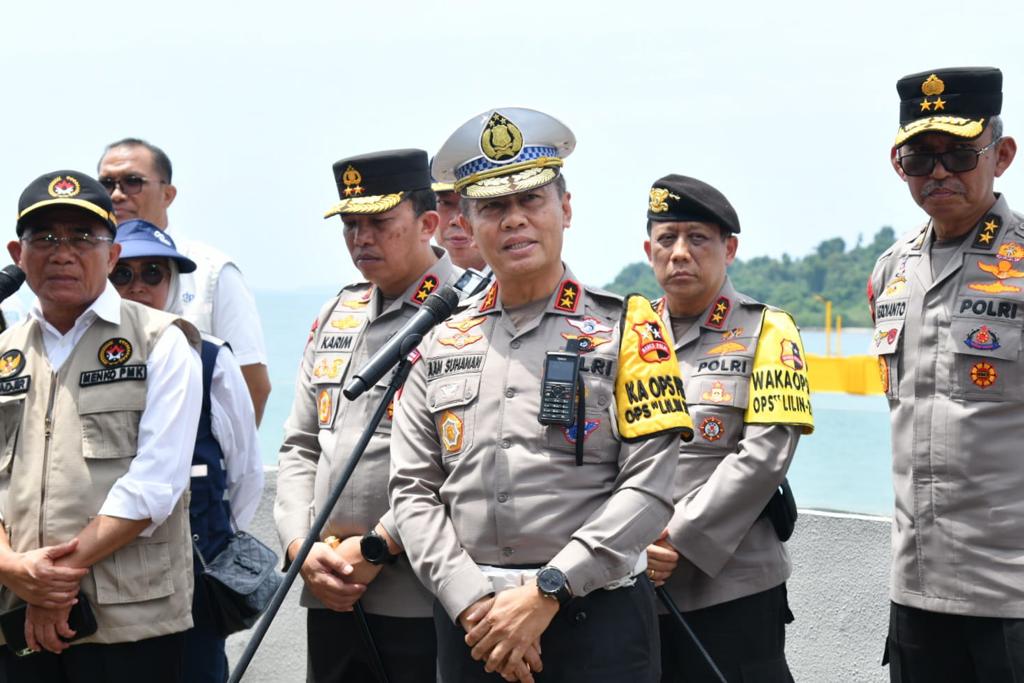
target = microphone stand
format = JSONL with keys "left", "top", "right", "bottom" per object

{"left": 228, "top": 354, "right": 417, "bottom": 683}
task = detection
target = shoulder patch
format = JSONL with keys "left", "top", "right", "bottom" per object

{"left": 744, "top": 309, "right": 813, "bottom": 433}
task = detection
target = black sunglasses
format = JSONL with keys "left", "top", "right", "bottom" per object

{"left": 98, "top": 174, "right": 161, "bottom": 196}
{"left": 110, "top": 262, "right": 170, "bottom": 287}
{"left": 897, "top": 138, "right": 1001, "bottom": 177}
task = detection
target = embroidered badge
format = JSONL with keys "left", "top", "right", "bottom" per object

{"left": 480, "top": 112, "right": 524, "bottom": 162}
{"left": 313, "top": 357, "right": 346, "bottom": 380}
{"left": 554, "top": 280, "right": 581, "bottom": 313}
{"left": 567, "top": 317, "right": 614, "bottom": 336}
{"left": 98, "top": 338, "right": 132, "bottom": 367}
{"left": 480, "top": 283, "right": 499, "bottom": 312}
{"left": 873, "top": 328, "right": 899, "bottom": 347}
{"left": 699, "top": 416, "right": 724, "bottom": 442}
{"left": 964, "top": 325, "right": 1000, "bottom": 351}
{"left": 0, "top": 350, "right": 25, "bottom": 379}
{"left": 318, "top": 389, "right": 332, "bottom": 425}
{"left": 440, "top": 410, "right": 464, "bottom": 453}
{"left": 706, "top": 340, "right": 747, "bottom": 355}
{"left": 878, "top": 357, "right": 889, "bottom": 393}
{"left": 447, "top": 317, "right": 486, "bottom": 334}
{"left": 970, "top": 240, "right": 1024, "bottom": 293}
{"left": 412, "top": 275, "right": 439, "bottom": 304}
{"left": 722, "top": 327, "right": 744, "bottom": 339}
{"left": 884, "top": 257, "right": 910, "bottom": 295}
{"left": 306, "top": 318, "right": 320, "bottom": 346}
{"left": 632, "top": 320, "right": 671, "bottom": 363}
{"left": 47, "top": 175, "right": 80, "bottom": 198}
{"left": 921, "top": 73, "right": 945, "bottom": 96}
{"left": 330, "top": 315, "right": 363, "bottom": 331}
{"left": 705, "top": 297, "right": 730, "bottom": 329}
{"left": 701, "top": 380, "right": 733, "bottom": 404}
{"left": 439, "top": 332, "right": 483, "bottom": 350}
{"left": 779, "top": 339, "right": 805, "bottom": 371}
{"left": 342, "top": 287, "right": 373, "bottom": 309}
{"left": 970, "top": 361, "right": 997, "bottom": 388}
{"left": 562, "top": 418, "right": 600, "bottom": 445}
{"left": 80, "top": 365, "right": 146, "bottom": 387}
{"left": 342, "top": 165, "right": 364, "bottom": 197}
{"left": 971, "top": 216, "right": 1001, "bottom": 249}
{"left": 561, "top": 333, "right": 612, "bottom": 353}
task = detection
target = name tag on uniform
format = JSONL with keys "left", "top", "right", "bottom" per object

{"left": 79, "top": 365, "right": 147, "bottom": 387}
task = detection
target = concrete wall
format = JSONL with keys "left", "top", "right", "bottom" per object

{"left": 227, "top": 472, "right": 893, "bottom": 682}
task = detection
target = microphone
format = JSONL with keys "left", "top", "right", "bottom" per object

{"left": 0, "top": 266, "right": 25, "bottom": 303}
{"left": 343, "top": 284, "right": 460, "bottom": 400}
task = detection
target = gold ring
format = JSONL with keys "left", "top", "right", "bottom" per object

{"left": 648, "top": 569, "right": 655, "bottom": 579}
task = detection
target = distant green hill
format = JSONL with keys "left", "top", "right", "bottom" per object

{"left": 604, "top": 226, "right": 897, "bottom": 328}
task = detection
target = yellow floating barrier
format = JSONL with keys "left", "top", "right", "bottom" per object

{"left": 806, "top": 354, "right": 883, "bottom": 395}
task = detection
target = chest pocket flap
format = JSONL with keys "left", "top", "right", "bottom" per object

{"left": 79, "top": 384, "right": 147, "bottom": 459}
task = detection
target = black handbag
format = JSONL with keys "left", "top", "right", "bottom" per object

{"left": 194, "top": 531, "right": 283, "bottom": 637}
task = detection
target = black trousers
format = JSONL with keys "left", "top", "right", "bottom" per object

{"left": 435, "top": 575, "right": 661, "bottom": 683}
{"left": 659, "top": 583, "right": 794, "bottom": 683}
{"left": 0, "top": 631, "right": 184, "bottom": 683}
{"left": 306, "top": 608, "right": 436, "bottom": 683}
{"left": 885, "top": 602, "right": 1024, "bottom": 683}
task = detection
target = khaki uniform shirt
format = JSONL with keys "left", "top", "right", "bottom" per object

{"left": 869, "top": 194, "right": 1024, "bottom": 618}
{"left": 275, "top": 250, "right": 460, "bottom": 617}
{"left": 0, "top": 303, "right": 197, "bottom": 644}
{"left": 390, "top": 266, "right": 678, "bottom": 621}
{"left": 658, "top": 278, "right": 802, "bottom": 611}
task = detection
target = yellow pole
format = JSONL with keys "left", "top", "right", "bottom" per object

{"left": 824, "top": 300, "right": 832, "bottom": 356}
{"left": 836, "top": 315, "right": 842, "bottom": 356}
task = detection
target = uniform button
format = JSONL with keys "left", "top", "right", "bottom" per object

{"left": 500, "top": 439, "right": 511, "bottom": 449}
{"left": 511, "top": 340, "right": 521, "bottom": 349}
{"left": 502, "top": 547, "right": 514, "bottom": 556}
{"left": 192, "top": 534, "right": 200, "bottom": 541}
{"left": 505, "top": 388, "right": 515, "bottom": 398}
{"left": 583, "top": 582, "right": 594, "bottom": 592}
{"left": 574, "top": 611, "right": 587, "bottom": 624}
{"left": 497, "top": 493, "right": 508, "bottom": 503}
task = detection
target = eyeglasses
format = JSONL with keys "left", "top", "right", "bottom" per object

{"left": 897, "top": 138, "right": 1001, "bottom": 177}
{"left": 98, "top": 174, "right": 163, "bottom": 196}
{"left": 110, "top": 262, "right": 171, "bottom": 287}
{"left": 22, "top": 232, "right": 114, "bottom": 251}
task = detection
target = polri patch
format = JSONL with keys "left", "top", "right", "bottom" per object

{"left": 318, "top": 389, "right": 333, "bottom": 426}
{"left": 964, "top": 326, "right": 1000, "bottom": 351}
{"left": 970, "top": 361, "right": 997, "bottom": 388}
{"left": 632, "top": 321, "right": 671, "bottom": 363}
{"left": 80, "top": 364, "right": 146, "bottom": 387}
{"left": 699, "top": 416, "right": 724, "bottom": 442}
{"left": 98, "top": 338, "right": 132, "bottom": 367}
{"left": 440, "top": 411, "right": 464, "bottom": 453}
{"left": 562, "top": 419, "right": 600, "bottom": 445}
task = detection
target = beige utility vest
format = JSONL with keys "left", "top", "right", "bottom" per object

{"left": 0, "top": 301, "right": 198, "bottom": 644}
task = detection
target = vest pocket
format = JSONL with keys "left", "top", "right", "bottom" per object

{"left": 91, "top": 534, "right": 174, "bottom": 604}
{"left": 0, "top": 398, "right": 23, "bottom": 471}
{"left": 949, "top": 318, "right": 1022, "bottom": 400}
{"left": 80, "top": 410, "right": 143, "bottom": 459}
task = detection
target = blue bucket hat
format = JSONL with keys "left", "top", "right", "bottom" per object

{"left": 114, "top": 219, "right": 197, "bottom": 273}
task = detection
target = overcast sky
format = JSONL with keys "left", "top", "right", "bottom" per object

{"left": 2, "top": 0, "right": 1022, "bottom": 292}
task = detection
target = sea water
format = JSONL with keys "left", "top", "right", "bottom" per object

{"left": 255, "top": 289, "right": 894, "bottom": 517}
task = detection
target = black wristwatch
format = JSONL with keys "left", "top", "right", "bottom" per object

{"left": 536, "top": 566, "right": 572, "bottom": 606}
{"left": 360, "top": 530, "right": 398, "bottom": 565}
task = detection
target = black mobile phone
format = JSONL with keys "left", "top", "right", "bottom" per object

{"left": 538, "top": 351, "right": 581, "bottom": 426}
{"left": 0, "top": 594, "right": 97, "bottom": 657}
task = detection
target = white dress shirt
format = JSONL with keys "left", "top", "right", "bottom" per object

{"left": 208, "top": 342, "right": 263, "bottom": 529}
{"left": 30, "top": 283, "right": 202, "bottom": 535}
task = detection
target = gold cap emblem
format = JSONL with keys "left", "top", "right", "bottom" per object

{"left": 921, "top": 74, "right": 945, "bottom": 97}
{"left": 47, "top": 175, "right": 81, "bottom": 198}
{"left": 480, "top": 112, "right": 524, "bottom": 162}
{"left": 649, "top": 187, "right": 671, "bottom": 213}
{"left": 342, "top": 165, "right": 364, "bottom": 197}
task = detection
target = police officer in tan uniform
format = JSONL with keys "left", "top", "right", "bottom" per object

{"left": 642, "top": 175, "right": 812, "bottom": 682}
{"left": 275, "top": 149, "right": 460, "bottom": 682}
{"left": 870, "top": 67, "right": 1024, "bottom": 681}
{"left": 0, "top": 171, "right": 202, "bottom": 681}
{"left": 390, "top": 108, "right": 689, "bottom": 683}
{"left": 433, "top": 180, "right": 487, "bottom": 271}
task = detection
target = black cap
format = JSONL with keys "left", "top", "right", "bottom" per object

{"left": 894, "top": 67, "right": 1003, "bottom": 146}
{"left": 646, "top": 175, "right": 741, "bottom": 234}
{"left": 324, "top": 149, "right": 431, "bottom": 218}
{"left": 16, "top": 170, "right": 117, "bottom": 236}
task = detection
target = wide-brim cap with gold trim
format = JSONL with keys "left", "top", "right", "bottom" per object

{"left": 432, "top": 107, "right": 575, "bottom": 199}
{"left": 324, "top": 148, "right": 431, "bottom": 218}
{"left": 15, "top": 170, "right": 117, "bottom": 236}
{"left": 894, "top": 67, "right": 1002, "bottom": 147}
{"left": 646, "top": 174, "right": 741, "bottom": 234}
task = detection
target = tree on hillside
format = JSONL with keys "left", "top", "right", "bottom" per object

{"left": 605, "top": 226, "right": 896, "bottom": 328}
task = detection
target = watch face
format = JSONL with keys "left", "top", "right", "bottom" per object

{"left": 537, "top": 568, "right": 564, "bottom": 594}
{"left": 361, "top": 534, "right": 388, "bottom": 562}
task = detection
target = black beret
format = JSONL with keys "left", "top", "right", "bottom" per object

{"left": 647, "top": 174, "right": 740, "bottom": 234}
{"left": 894, "top": 67, "right": 1002, "bottom": 146}
{"left": 16, "top": 170, "right": 117, "bottom": 236}
{"left": 324, "top": 149, "right": 431, "bottom": 218}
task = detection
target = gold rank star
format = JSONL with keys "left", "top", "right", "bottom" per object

{"left": 979, "top": 231, "right": 994, "bottom": 244}
{"left": 984, "top": 220, "right": 999, "bottom": 232}
{"left": 422, "top": 279, "right": 436, "bottom": 293}
{"left": 933, "top": 97, "right": 946, "bottom": 111}
{"left": 920, "top": 99, "right": 933, "bottom": 112}
{"left": 560, "top": 290, "right": 577, "bottom": 308}
{"left": 715, "top": 302, "right": 728, "bottom": 314}
{"left": 710, "top": 312, "right": 724, "bottom": 324}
